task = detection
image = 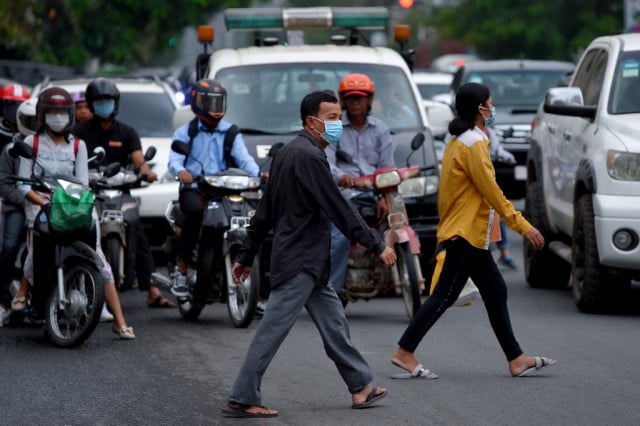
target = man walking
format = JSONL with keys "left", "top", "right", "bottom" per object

{"left": 223, "top": 91, "right": 396, "bottom": 418}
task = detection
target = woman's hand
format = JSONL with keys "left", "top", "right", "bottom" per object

{"left": 525, "top": 227, "right": 545, "bottom": 250}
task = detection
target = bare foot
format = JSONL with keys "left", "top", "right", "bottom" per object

{"left": 390, "top": 346, "right": 420, "bottom": 373}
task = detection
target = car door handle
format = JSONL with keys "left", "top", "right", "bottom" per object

{"left": 562, "top": 130, "right": 572, "bottom": 141}
{"left": 548, "top": 126, "right": 556, "bottom": 135}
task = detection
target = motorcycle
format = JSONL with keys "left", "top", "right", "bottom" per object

{"left": 151, "top": 141, "right": 265, "bottom": 327}
{"left": 89, "top": 147, "right": 156, "bottom": 291}
{"left": 336, "top": 134, "right": 427, "bottom": 319}
{"left": 10, "top": 142, "right": 113, "bottom": 347}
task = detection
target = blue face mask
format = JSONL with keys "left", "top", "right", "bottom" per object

{"left": 93, "top": 99, "right": 115, "bottom": 118}
{"left": 481, "top": 106, "right": 496, "bottom": 126}
{"left": 312, "top": 117, "right": 343, "bottom": 144}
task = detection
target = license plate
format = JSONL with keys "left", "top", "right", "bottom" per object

{"left": 514, "top": 165, "right": 527, "bottom": 181}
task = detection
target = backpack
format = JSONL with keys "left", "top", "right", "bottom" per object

{"left": 183, "top": 118, "right": 239, "bottom": 169}
{"left": 32, "top": 134, "right": 80, "bottom": 173}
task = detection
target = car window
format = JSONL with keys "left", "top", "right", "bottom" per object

{"left": 572, "top": 49, "right": 600, "bottom": 100}
{"left": 117, "top": 92, "right": 176, "bottom": 137}
{"left": 582, "top": 50, "right": 608, "bottom": 107}
{"left": 465, "top": 69, "right": 571, "bottom": 107}
{"left": 417, "top": 83, "right": 450, "bottom": 100}
{"left": 609, "top": 50, "right": 640, "bottom": 114}
{"left": 216, "top": 63, "right": 422, "bottom": 134}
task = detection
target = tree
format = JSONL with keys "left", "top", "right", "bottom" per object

{"left": 435, "top": 0, "right": 623, "bottom": 61}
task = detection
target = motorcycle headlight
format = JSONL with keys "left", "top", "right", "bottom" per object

{"left": 607, "top": 150, "right": 640, "bottom": 181}
{"left": 375, "top": 171, "right": 401, "bottom": 188}
{"left": 205, "top": 175, "right": 261, "bottom": 190}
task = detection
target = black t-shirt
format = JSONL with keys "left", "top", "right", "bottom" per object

{"left": 73, "top": 117, "right": 142, "bottom": 167}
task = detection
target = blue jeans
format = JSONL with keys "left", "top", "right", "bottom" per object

{"left": 497, "top": 219, "right": 509, "bottom": 250}
{"left": 0, "top": 210, "right": 26, "bottom": 307}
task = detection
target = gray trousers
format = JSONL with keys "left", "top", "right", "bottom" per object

{"left": 228, "top": 272, "right": 373, "bottom": 406}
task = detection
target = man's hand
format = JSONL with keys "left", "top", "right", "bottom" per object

{"left": 338, "top": 175, "right": 354, "bottom": 188}
{"left": 379, "top": 246, "right": 396, "bottom": 268}
{"left": 232, "top": 262, "right": 251, "bottom": 284}
{"left": 177, "top": 170, "right": 193, "bottom": 184}
{"left": 525, "top": 227, "right": 545, "bottom": 250}
{"left": 377, "top": 197, "right": 388, "bottom": 221}
{"left": 261, "top": 171, "right": 269, "bottom": 183}
{"left": 142, "top": 170, "right": 158, "bottom": 183}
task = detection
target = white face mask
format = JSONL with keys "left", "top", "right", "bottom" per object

{"left": 45, "top": 113, "right": 69, "bottom": 132}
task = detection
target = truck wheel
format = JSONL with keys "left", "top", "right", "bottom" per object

{"left": 523, "top": 180, "right": 570, "bottom": 288}
{"left": 571, "top": 194, "right": 628, "bottom": 313}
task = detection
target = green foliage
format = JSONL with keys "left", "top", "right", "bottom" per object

{"left": 435, "top": 0, "right": 624, "bottom": 61}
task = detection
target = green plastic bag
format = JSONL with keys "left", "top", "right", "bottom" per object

{"left": 48, "top": 187, "right": 95, "bottom": 233}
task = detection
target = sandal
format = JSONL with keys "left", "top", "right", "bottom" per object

{"left": 112, "top": 324, "right": 136, "bottom": 340}
{"left": 221, "top": 402, "right": 278, "bottom": 418}
{"left": 11, "top": 296, "right": 27, "bottom": 312}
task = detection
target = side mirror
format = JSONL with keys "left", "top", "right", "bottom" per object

{"left": 410, "top": 133, "right": 425, "bottom": 151}
{"left": 89, "top": 146, "right": 106, "bottom": 165}
{"left": 336, "top": 149, "right": 354, "bottom": 164}
{"left": 171, "top": 141, "right": 190, "bottom": 156}
{"left": 103, "top": 162, "right": 121, "bottom": 178}
{"left": 12, "top": 141, "right": 33, "bottom": 159}
{"left": 144, "top": 146, "right": 157, "bottom": 161}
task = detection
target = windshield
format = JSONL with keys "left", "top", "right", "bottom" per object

{"left": 609, "top": 51, "right": 640, "bottom": 114}
{"left": 118, "top": 92, "right": 176, "bottom": 137}
{"left": 216, "top": 63, "right": 422, "bottom": 134}
{"left": 466, "top": 70, "right": 570, "bottom": 107}
{"left": 418, "top": 83, "right": 450, "bottom": 100}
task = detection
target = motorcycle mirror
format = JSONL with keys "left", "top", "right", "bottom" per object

{"left": 103, "top": 162, "right": 121, "bottom": 178}
{"left": 11, "top": 141, "right": 34, "bottom": 159}
{"left": 410, "top": 133, "right": 425, "bottom": 151}
{"left": 268, "top": 142, "right": 284, "bottom": 158}
{"left": 89, "top": 146, "right": 106, "bottom": 165}
{"left": 335, "top": 149, "right": 354, "bottom": 164}
{"left": 171, "top": 140, "right": 190, "bottom": 156}
{"left": 144, "top": 146, "right": 157, "bottom": 161}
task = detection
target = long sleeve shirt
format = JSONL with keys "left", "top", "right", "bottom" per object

{"left": 236, "top": 130, "right": 385, "bottom": 288}
{"left": 0, "top": 143, "right": 26, "bottom": 211}
{"left": 437, "top": 127, "right": 531, "bottom": 249}
{"left": 325, "top": 115, "right": 394, "bottom": 200}
{"left": 168, "top": 119, "right": 259, "bottom": 187}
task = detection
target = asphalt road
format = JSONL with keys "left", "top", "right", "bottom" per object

{"left": 2, "top": 226, "right": 640, "bottom": 426}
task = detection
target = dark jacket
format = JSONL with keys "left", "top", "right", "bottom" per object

{"left": 237, "top": 130, "right": 385, "bottom": 287}
{"left": 0, "top": 143, "right": 25, "bottom": 212}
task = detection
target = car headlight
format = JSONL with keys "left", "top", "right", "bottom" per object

{"left": 607, "top": 150, "right": 640, "bottom": 181}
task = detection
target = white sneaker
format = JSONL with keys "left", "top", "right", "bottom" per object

{"left": 0, "top": 306, "right": 11, "bottom": 327}
{"left": 454, "top": 279, "right": 482, "bottom": 307}
{"left": 171, "top": 273, "right": 189, "bottom": 298}
{"left": 100, "top": 305, "right": 114, "bottom": 322}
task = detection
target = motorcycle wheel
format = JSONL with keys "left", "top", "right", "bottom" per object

{"left": 226, "top": 253, "right": 259, "bottom": 328}
{"left": 44, "top": 262, "right": 105, "bottom": 348}
{"left": 105, "top": 235, "right": 123, "bottom": 289}
{"left": 396, "top": 242, "right": 421, "bottom": 320}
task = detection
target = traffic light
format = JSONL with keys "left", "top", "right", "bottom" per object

{"left": 399, "top": 0, "right": 414, "bottom": 8}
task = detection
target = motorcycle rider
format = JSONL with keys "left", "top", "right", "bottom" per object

{"left": 0, "top": 85, "right": 31, "bottom": 325}
{"left": 11, "top": 87, "right": 134, "bottom": 339}
{"left": 167, "top": 79, "right": 260, "bottom": 298}
{"left": 71, "top": 91, "right": 93, "bottom": 122}
{"left": 325, "top": 73, "right": 395, "bottom": 295}
{"left": 73, "top": 77, "right": 175, "bottom": 308}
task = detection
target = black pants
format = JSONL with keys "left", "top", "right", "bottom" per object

{"left": 178, "top": 189, "right": 204, "bottom": 264}
{"left": 125, "top": 216, "right": 156, "bottom": 291}
{"left": 398, "top": 237, "right": 523, "bottom": 361}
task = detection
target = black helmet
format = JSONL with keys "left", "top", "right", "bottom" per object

{"left": 190, "top": 79, "right": 226, "bottom": 127}
{"left": 85, "top": 77, "right": 120, "bottom": 117}
{"left": 36, "top": 87, "right": 75, "bottom": 136}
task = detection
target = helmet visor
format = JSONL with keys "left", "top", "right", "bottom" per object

{"left": 18, "top": 111, "right": 37, "bottom": 133}
{"left": 193, "top": 92, "right": 226, "bottom": 115}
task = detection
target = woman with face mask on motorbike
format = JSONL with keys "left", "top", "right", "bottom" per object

{"left": 11, "top": 87, "right": 135, "bottom": 339}
{"left": 390, "top": 82, "right": 554, "bottom": 379}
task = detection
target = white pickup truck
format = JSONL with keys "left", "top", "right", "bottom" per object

{"left": 525, "top": 33, "right": 640, "bottom": 313}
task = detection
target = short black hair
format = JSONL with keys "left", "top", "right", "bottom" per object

{"left": 300, "top": 91, "right": 339, "bottom": 127}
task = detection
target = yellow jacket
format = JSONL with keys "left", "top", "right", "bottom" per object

{"left": 437, "top": 127, "right": 532, "bottom": 249}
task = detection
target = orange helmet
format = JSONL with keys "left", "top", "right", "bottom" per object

{"left": 338, "top": 73, "right": 375, "bottom": 102}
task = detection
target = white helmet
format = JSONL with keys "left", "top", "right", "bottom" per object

{"left": 16, "top": 97, "right": 37, "bottom": 136}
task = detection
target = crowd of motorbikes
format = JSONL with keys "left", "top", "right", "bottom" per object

{"left": 4, "top": 131, "right": 431, "bottom": 348}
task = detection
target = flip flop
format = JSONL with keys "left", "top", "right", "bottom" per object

{"left": 516, "top": 356, "right": 556, "bottom": 377}
{"left": 221, "top": 402, "right": 278, "bottom": 418}
{"left": 351, "top": 386, "right": 388, "bottom": 409}
{"left": 147, "top": 296, "right": 176, "bottom": 309}
{"left": 391, "top": 362, "right": 439, "bottom": 379}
